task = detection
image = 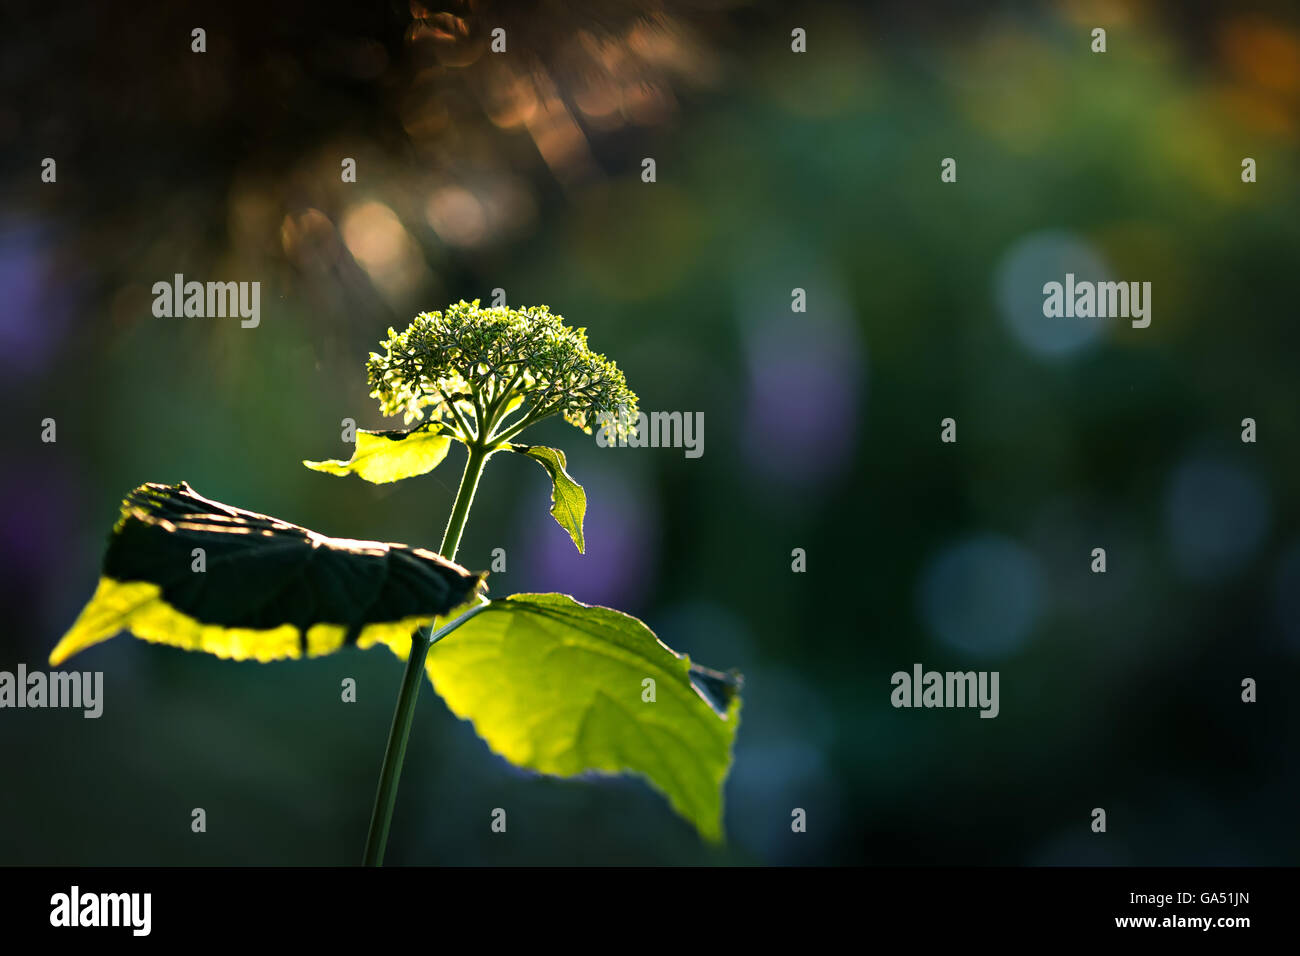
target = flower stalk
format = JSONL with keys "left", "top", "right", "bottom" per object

{"left": 358, "top": 301, "right": 637, "bottom": 865}
{"left": 362, "top": 440, "right": 491, "bottom": 866}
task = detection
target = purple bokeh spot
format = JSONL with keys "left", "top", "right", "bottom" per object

{"left": 519, "top": 465, "right": 658, "bottom": 612}
{"left": 0, "top": 223, "right": 72, "bottom": 379}
{"left": 742, "top": 313, "right": 862, "bottom": 487}
{"left": 0, "top": 462, "right": 80, "bottom": 653}
{"left": 0, "top": 466, "right": 75, "bottom": 575}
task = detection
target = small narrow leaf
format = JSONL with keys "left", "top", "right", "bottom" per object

{"left": 405, "top": 592, "right": 742, "bottom": 841}
{"left": 304, "top": 422, "right": 453, "bottom": 484}
{"left": 513, "top": 444, "right": 586, "bottom": 553}
{"left": 49, "top": 482, "right": 485, "bottom": 665}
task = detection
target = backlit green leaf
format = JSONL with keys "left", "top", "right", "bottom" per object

{"left": 513, "top": 444, "right": 586, "bottom": 553}
{"left": 49, "top": 482, "right": 485, "bottom": 665}
{"left": 304, "top": 423, "right": 453, "bottom": 484}
{"left": 405, "top": 592, "right": 742, "bottom": 841}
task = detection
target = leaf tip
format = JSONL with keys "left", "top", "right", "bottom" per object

{"left": 303, "top": 458, "right": 349, "bottom": 477}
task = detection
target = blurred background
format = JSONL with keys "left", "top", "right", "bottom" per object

{"left": 1, "top": 0, "right": 1298, "bottom": 865}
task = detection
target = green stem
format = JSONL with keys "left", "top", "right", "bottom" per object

{"left": 438, "top": 387, "right": 476, "bottom": 441}
{"left": 491, "top": 402, "right": 558, "bottom": 445}
{"left": 361, "top": 626, "right": 432, "bottom": 867}
{"left": 361, "top": 443, "right": 492, "bottom": 866}
{"left": 439, "top": 442, "right": 489, "bottom": 562}
{"left": 482, "top": 368, "right": 525, "bottom": 433}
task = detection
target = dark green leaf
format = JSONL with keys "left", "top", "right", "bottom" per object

{"left": 50, "top": 481, "right": 485, "bottom": 665}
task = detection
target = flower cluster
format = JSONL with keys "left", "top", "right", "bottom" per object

{"left": 367, "top": 301, "right": 639, "bottom": 443}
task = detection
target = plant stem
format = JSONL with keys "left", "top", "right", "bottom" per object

{"left": 491, "top": 410, "right": 545, "bottom": 446}
{"left": 362, "top": 626, "right": 433, "bottom": 867}
{"left": 439, "top": 442, "right": 489, "bottom": 562}
{"left": 361, "top": 443, "right": 491, "bottom": 866}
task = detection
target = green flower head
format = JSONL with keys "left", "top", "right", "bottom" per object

{"left": 367, "top": 301, "right": 638, "bottom": 445}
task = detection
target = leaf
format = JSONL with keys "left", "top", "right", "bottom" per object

{"left": 49, "top": 482, "right": 485, "bottom": 665}
{"left": 513, "top": 444, "right": 586, "bottom": 553}
{"left": 304, "top": 422, "right": 453, "bottom": 484}
{"left": 407, "top": 592, "right": 742, "bottom": 841}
